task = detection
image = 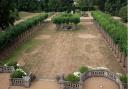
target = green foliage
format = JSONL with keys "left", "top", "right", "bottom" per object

{"left": 17, "top": 0, "right": 42, "bottom": 12}
{"left": 79, "top": 66, "right": 89, "bottom": 73}
{"left": 11, "top": 69, "right": 26, "bottom": 78}
{"left": 48, "top": 0, "right": 61, "bottom": 10}
{"left": 93, "top": 0, "right": 106, "bottom": 11}
{"left": 120, "top": 75, "right": 128, "bottom": 83}
{"left": 52, "top": 13, "right": 80, "bottom": 24}
{"left": 65, "top": 74, "right": 80, "bottom": 82}
{"left": 6, "top": 61, "right": 17, "bottom": 69}
{"left": 16, "top": 0, "right": 74, "bottom": 12}
{"left": 0, "top": 13, "right": 48, "bottom": 51}
{"left": 0, "top": 0, "right": 18, "bottom": 29}
{"left": 92, "top": 11, "right": 127, "bottom": 56}
{"left": 119, "top": 5, "right": 128, "bottom": 22}
{"left": 105, "top": 0, "right": 127, "bottom": 16}
{"left": 76, "top": 0, "right": 94, "bottom": 8}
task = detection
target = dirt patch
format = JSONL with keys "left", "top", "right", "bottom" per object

{"left": 35, "top": 35, "right": 51, "bottom": 40}
{"left": 78, "top": 34, "right": 96, "bottom": 39}
{"left": 84, "top": 77, "right": 119, "bottom": 89}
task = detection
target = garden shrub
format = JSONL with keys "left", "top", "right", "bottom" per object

{"left": 65, "top": 74, "right": 80, "bottom": 82}
{"left": 119, "top": 5, "right": 128, "bottom": 22}
{"left": 52, "top": 13, "right": 80, "bottom": 25}
{"left": 92, "top": 11, "right": 127, "bottom": 56}
{"left": 11, "top": 68, "right": 26, "bottom": 78}
{"left": 0, "top": 13, "right": 48, "bottom": 51}
{"left": 79, "top": 66, "right": 89, "bottom": 73}
{"left": 120, "top": 75, "right": 128, "bottom": 84}
{"left": 120, "top": 75, "right": 128, "bottom": 89}
{"left": 6, "top": 61, "right": 17, "bottom": 69}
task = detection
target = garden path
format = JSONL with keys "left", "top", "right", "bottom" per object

{"left": 0, "top": 73, "right": 10, "bottom": 89}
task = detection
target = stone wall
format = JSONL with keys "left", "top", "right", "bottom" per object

{"left": 0, "top": 66, "right": 15, "bottom": 73}
{"left": 59, "top": 70, "right": 123, "bottom": 89}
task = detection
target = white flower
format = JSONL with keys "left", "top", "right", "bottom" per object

{"left": 17, "top": 63, "right": 20, "bottom": 67}
{"left": 24, "top": 72, "right": 27, "bottom": 75}
{"left": 4, "top": 64, "right": 7, "bottom": 66}
{"left": 16, "top": 68, "right": 25, "bottom": 73}
{"left": 73, "top": 72, "right": 81, "bottom": 77}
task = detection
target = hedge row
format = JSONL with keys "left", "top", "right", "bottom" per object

{"left": 52, "top": 13, "right": 80, "bottom": 25}
{"left": 92, "top": 11, "right": 127, "bottom": 56}
{"left": 0, "top": 13, "right": 48, "bottom": 50}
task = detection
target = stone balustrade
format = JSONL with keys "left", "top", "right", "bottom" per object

{"left": 0, "top": 66, "right": 15, "bottom": 73}
{"left": 59, "top": 69, "right": 123, "bottom": 89}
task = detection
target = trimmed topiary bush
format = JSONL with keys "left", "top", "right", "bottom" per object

{"left": 120, "top": 75, "right": 128, "bottom": 89}
{"left": 120, "top": 75, "right": 128, "bottom": 84}
{"left": 11, "top": 68, "right": 27, "bottom": 78}
{"left": 52, "top": 13, "right": 80, "bottom": 25}
{"left": 65, "top": 74, "right": 80, "bottom": 82}
{"left": 119, "top": 5, "right": 128, "bottom": 22}
{"left": 52, "top": 13, "right": 80, "bottom": 30}
{"left": 79, "top": 66, "right": 89, "bottom": 73}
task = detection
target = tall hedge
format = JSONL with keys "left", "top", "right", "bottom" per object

{"left": 52, "top": 13, "right": 80, "bottom": 25}
{"left": 92, "top": 11, "right": 127, "bottom": 56}
{"left": 0, "top": 13, "right": 48, "bottom": 50}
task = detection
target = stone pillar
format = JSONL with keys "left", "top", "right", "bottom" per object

{"left": 23, "top": 76, "right": 31, "bottom": 88}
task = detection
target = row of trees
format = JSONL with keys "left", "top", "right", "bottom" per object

{"left": 75, "top": 0, "right": 127, "bottom": 20}
{"left": 0, "top": 0, "right": 75, "bottom": 30}
{"left": 16, "top": 0, "right": 74, "bottom": 12}
{"left": 0, "top": 0, "right": 127, "bottom": 30}
{"left": 0, "top": 0, "right": 18, "bottom": 29}
{"left": 105, "top": 0, "right": 127, "bottom": 16}
{"left": 92, "top": 11, "right": 127, "bottom": 56}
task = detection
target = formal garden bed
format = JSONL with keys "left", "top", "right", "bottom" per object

{"left": 52, "top": 13, "right": 80, "bottom": 30}
{"left": 0, "top": 61, "right": 35, "bottom": 88}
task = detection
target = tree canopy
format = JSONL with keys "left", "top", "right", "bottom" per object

{"left": 0, "top": 0, "right": 18, "bottom": 29}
